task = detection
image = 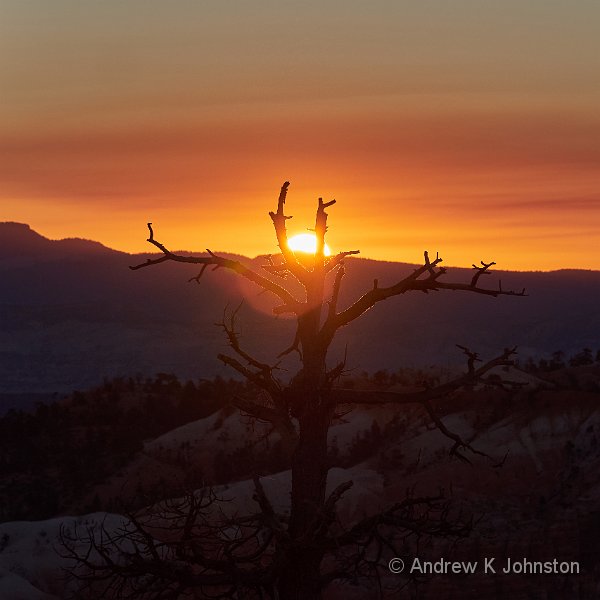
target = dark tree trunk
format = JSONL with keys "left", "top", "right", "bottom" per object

{"left": 278, "top": 406, "right": 330, "bottom": 599}
{"left": 278, "top": 306, "right": 331, "bottom": 599}
{"left": 277, "top": 549, "right": 325, "bottom": 600}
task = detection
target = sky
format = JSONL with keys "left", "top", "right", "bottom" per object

{"left": 1, "top": 1, "right": 599, "bottom": 270}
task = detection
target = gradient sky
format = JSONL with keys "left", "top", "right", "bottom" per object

{"left": 1, "top": 1, "right": 599, "bottom": 270}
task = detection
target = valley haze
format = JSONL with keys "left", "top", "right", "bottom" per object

{"left": 1, "top": 221, "right": 598, "bottom": 407}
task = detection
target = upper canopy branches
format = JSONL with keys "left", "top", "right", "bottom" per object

{"left": 319, "top": 250, "right": 526, "bottom": 346}
{"left": 268, "top": 181, "right": 309, "bottom": 285}
{"left": 129, "top": 182, "right": 360, "bottom": 316}
{"left": 131, "top": 182, "right": 526, "bottom": 339}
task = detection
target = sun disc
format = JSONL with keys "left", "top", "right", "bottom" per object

{"left": 287, "top": 233, "right": 331, "bottom": 256}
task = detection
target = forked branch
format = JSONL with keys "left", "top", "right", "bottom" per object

{"left": 216, "top": 303, "right": 281, "bottom": 395}
{"left": 216, "top": 305, "right": 298, "bottom": 443}
{"left": 333, "top": 346, "right": 517, "bottom": 407}
{"left": 130, "top": 222, "right": 301, "bottom": 314}
{"left": 269, "top": 181, "right": 308, "bottom": 283}
{"left": 325, "top": 250, "right": 360, "bottom": 272}
{"left": 333, "top": 346, "right": 518, "bottom": 462}
{"left": 320, "top": 251, "right": 526, "bottom": 343}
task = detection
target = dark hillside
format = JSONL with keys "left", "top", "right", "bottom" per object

{"left": 1, "top": 223, "right": 599, "bottom": 404}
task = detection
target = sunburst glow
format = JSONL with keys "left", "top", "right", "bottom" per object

{"left": 287, "top": 233, "right": 331, "bottom": 256}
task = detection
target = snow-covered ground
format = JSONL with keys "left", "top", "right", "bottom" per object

{"left": 0, "top": 464, "right": 384, "bottom": 599}
{"left": 0, "top": 513, "right": 128, "bottom": 600}
{"left": 1, "top": 386, "right": 599, "bottom": 599}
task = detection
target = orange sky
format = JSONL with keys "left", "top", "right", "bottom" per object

{"left": 1, "top": 2, "right": 599, "bottom": 270}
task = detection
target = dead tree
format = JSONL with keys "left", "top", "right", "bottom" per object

{"left": 72, "top": 182, "right": 525, "bottom": 599}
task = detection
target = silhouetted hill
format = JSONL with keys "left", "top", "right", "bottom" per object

{"left": 1, "top": 223, "right": 599, "bottom": 402}
{"left": 0, "top": 222, "right": 49, "bottom": 256}
{"left": 0, "top": 222, "right": 111, "bottom": 262}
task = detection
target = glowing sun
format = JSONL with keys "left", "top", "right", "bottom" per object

{"left": 287, "top": 233, "right": 331, "bottom": 256}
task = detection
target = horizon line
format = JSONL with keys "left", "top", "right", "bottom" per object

{"left": 1, "top": 220, "right": 596, "bottom": 275}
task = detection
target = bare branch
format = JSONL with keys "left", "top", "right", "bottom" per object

{"left": 326, "top": 346, "right": 348, "bottom": 385}
{"left": 231, "top": 396, "right": 298, "bottom": 450}
{"left": 326, "top": 360, "right": 347, "bottom": 385}
{"left": 217, "top": 304, "right": 281, "bottom": 385}
{"left": 60, "top": 490, "right": 279, "bottom": 599}
{"left": 314, "top": 197, "right": 335, "bottom": 268}
{"left": 216, "top": 314, "right": 298, "bottom": 444}
{"left": 217, "top": 354, "right": 278, "bottom": 399}
{"left": 333, "top": 347, "right": 517, "bottom": 463}
{"left": 268, "top": 181, "right": 308, "bottom": 283}
{"left": 332, "top": 346, "right": 518, "bottom": 408}
{"left": 130, "top": 222, "right": 302, "bottom": 313}
{"left": 188, "top": 263, "right": 209, "bottom": 284}
{"left": 325, "top": 250, "right": 360, "bottom": 272}
{"left": 261, "top": 254, "right": 289, "bottom": 279}
{"left": 277, "top": 327, "right": 302, "bottom": 359}
{"left": 327, "top": 265, "right": 345, "bottom": 319}
{"left": 321, "top": 251, "right": 526, "bottom": 340}
{"left": 324, "top": 481, "right": 354, "bottom": 514}
{"left": 421, "top": 398, "right": 488, "bottom": 464}
{"left": 471, "top": 260, "right": 496, "bottom": 287}
{"left": 456, "top": 344, "right": 481, "bottom": 375}
{"left": 252, "top": 475, "right": 287, "bottom": 536}
{"left": 328, "top": 490, "right": 470, "bottom": 553}
{"left": 272, "top": 303, "right": 299, "bottom": 316}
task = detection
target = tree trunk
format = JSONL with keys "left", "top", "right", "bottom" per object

{"left": 277, "top": 547, "right": 325, "bottom": 600}
{"left": 278, "top": 407, "right": 330, "bottom": 599}
{"left": 276, "top": 277, "right": 331, "bottom": 599}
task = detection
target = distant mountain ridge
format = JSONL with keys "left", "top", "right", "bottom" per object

{"left": 0, "top": 222, "right": 111, "bottom": 259}
{"left": 1, "top": 223, "right": 599, "bottom": 402}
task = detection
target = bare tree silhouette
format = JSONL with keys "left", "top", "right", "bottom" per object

{"left": 65, "top": 182, "right": 525, "bottom": 599}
